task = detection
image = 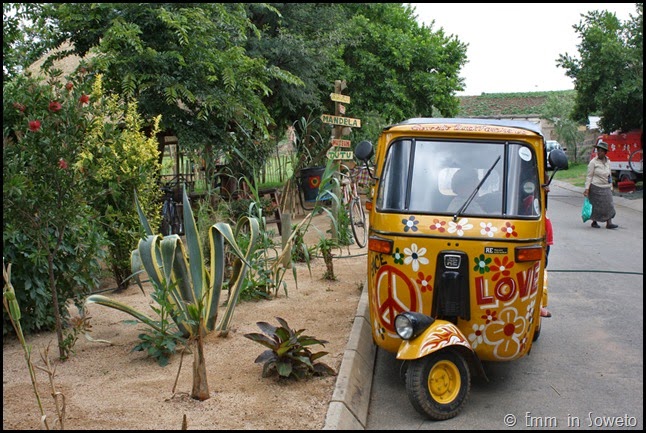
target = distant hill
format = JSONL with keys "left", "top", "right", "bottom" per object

{"left": 458, "top": 90, "right": 576, "bottom": 117}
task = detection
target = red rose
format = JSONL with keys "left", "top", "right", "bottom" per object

{"left": 28, "top": 120, "right": 41, "bottom": 132}
{"left": 79, "top": 94, "right": 90, "bottom": 104}
{"left": 49, "top": 101, "right": 62, "bottom": 112}
{"left": 65, "top": 82, "right": 74, "bottom": 91}
{"left": 58, "top": 158, "right": 69, "bottom": 170}
{"left": 13, "top": 102, "right": 26, "bottom": 112}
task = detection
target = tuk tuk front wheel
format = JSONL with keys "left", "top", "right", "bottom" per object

{"left": 405, "top": 349, "right": 471, "bottom": 420}
{"left": 532, "top": 317, "right": 542, "bottom": 342}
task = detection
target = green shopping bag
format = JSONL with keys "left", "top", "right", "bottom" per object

{"left": 581, "top": 197, "right": 592, "bottom": 222}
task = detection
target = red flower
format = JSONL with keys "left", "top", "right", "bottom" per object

{"left": 49, "top": 101, "right": 62, "bottom": 112}
{"left": 65, "top": 82, "right": 74, "bottom": 91}
{"left": 28, "top": 120, "right": 41, "bottom": 132}
{"left": 58, "top": 158, "right": 68, "bottom": 170}
{"left": 13, "top": 102, "right": 26, "bottom": 113}
{"left": 79, "top": 94, "right": 90, "bottom": 105}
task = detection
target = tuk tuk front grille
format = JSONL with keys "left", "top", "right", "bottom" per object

{"left": 432, "top": 251, "right": 470, "bottom": 322}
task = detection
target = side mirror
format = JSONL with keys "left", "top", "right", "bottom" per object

{"left": 548, "top": 148, "right": 568, "bottom": 170}
{"left": 355, "top": 140, "right": 374, "bottom": 162}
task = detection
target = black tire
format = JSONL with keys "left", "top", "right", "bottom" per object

{"left": 532, "top": 317, "right": 542, "bottom": 342}
{"left": 405, "top": 349, "right": 471, "bottom": 421}
{"left": 349, "top": 197, "right": 367, "bottom": 248}
{"left": 172, "top": 203, "right": 184, "bottom": 235}
{"left": 161, "top": 200, "right": 173, "bottom": 236}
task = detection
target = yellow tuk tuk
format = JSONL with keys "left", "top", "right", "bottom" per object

{"left": 354, "top": 118, "right": 568, "bottom": 420}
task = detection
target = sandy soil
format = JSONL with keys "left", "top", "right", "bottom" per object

{"left": 2, "top": 212, "right": 367, "bottom": 430}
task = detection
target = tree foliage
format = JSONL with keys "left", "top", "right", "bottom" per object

{"left": 557, "top": 3, "right": 643, "bottom": 132}
{"left": 7, "top": 3, "right": 468, "bottom": 170}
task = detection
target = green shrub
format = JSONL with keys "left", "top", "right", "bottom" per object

{"left": 244, "top": 317, "right": 336, "bottom": 380}
{"left": 3, "top": 70, "right": 110, "bottom": 353}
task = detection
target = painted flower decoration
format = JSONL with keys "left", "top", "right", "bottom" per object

{"left": 483, "top": 307, "right": 527, "bottom": 360}
{"left": 501, "top": 221, "right": 517, "bottom": 238}
{"left": 415, "top": 272, "right": 433, "bottom": 293}
{"left": 79, "top": 94, "right": 90, "bottom": 105}
{"left": 473, "top": 254, "right": 491, "bottom": 274}
{"left": 468, "top": 323, "right": 485, "bottom": 349}
{"left": 481, "top": 309, "right": 498, "bottom": 324}
{"left": 403, "top": 243, "right": 429, "bottom": 272}
{"left": 448, "top": 218, "right": 472, "bottom": 236}
{"left": 28, "top": 120, "right": 41, "bottom": 132}
{"left": 392, "top": 247, "right": 404, "bottom": 265}
{"left": 402, "top": 216, "right": 419, "bottom": 232}
{"left": 490, "top": 256, "right": 515, "bottom": 282}
{"left": 65, "top": 82, "right": 74, "bottom": 91}
{"left": 429, "top": 219, "right": 446, "bottom": 233}
{"left": 58, "top": 158, "right": 68, "bottom": 170}
{"left": 480, "top": 221, "right": 498, "bottom": 237}
{"left": 49, "top": 101, "right": 62, "bottom": 112}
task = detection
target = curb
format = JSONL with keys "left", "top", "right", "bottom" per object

{"left": 323, "top": 284, "right": 375, "bottom": 430}
{"left": 552, "top": 180, "right": 643, "bottom": 213}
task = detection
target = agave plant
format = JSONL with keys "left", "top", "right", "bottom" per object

{"left": 244, "top": 317, "right": 336, "bottom": 380}
{"left": 87, "top": 187, "right": 259, "bottom": 400}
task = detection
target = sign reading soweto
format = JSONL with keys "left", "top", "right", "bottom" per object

{"left": 321, "top": 114, "right": 361, "bottom": 128}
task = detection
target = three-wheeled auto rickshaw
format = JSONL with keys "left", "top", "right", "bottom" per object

{"left": 354, "top": 118, "right": 568, "bottom": 420}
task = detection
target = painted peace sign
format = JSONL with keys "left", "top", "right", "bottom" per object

{"left": 374, "top": 265, "right": 421, "bottom": 333}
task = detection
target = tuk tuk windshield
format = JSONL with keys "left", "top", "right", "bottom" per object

{"left": 376, "top": 139, "right": 541, "bottom": 218}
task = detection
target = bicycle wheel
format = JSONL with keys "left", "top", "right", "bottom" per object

{"left": 628, "top": 148, "right": 643, "bottom": 174}
{"left": 160, "top": 200, "right": 173, "bottom": 236}
{"left": 172, "top": 202, "right": 184, "bottom": 235}
{"left": 349, "top": 197, "right": 367, "bottom": 248}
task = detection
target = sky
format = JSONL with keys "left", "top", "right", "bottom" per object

{"left": 409, "top": 3, "right": 638, "bottom": 96}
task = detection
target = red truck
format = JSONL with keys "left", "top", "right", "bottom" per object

{"left": 593, "top": 129, "right": 643, "bottom": 186}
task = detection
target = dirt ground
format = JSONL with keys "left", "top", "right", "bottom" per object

{"left": 2, "top": 212, "right": 367, "bottom": 430}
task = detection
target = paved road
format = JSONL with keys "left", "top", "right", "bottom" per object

{"left": 365, "top": 180, "right": 643, "bottom": 430}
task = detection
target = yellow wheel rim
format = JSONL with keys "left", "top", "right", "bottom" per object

{"left": 428, "top": 360, "right": 461, "bottom": 404}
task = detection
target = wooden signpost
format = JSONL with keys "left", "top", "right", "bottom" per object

{"left": 321, "top": 80, "right": 361, "bottom": 161}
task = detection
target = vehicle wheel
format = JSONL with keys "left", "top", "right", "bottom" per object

{"left": 349, "top": 198, "right": 367, "bottom": 248}
{"left": 172, "top": 204, "right": 184, "bottom": 235}
{"left": 161, "top": 204, "right": 172, "bottom": 236}
{"left": 532, "top": 317, "right": 542, "bottom": 342}
{"left": 405, "top": 349, "right": 471, "bottom": 420}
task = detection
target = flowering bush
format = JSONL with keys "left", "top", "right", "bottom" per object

{"left": 3, "top": 68, "right": 161, "bottom": 357}
{"left": 3, "top": 70, "right": 108, "bottom": 354}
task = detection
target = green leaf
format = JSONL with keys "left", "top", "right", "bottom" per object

{"left": 86, "top": 294, "right": 163, "bottom": 333}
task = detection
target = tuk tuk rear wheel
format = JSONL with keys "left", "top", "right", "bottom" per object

{"left": 405, "top": 349, "right": 470, "bottom": 420}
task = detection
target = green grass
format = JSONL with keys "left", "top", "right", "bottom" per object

{"left": 552, "top": 163, "right": 587, "bottom": 187}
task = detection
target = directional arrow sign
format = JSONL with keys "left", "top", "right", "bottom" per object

{"left": 327, "top": 149, "right": 354, "bottom": 160}
{"left": 330, "top": 139, "right": 351, "bottom": 148}
{"left": 321, "top": 114, "right": 361, "bottom": 128}
{"left": 330, "top": 93, "right": 350, "bottom": 104}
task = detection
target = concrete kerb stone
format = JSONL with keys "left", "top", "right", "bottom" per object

{"left": 323, "top": 283, "right": 375, "bottom": 430}
{"left": 552, "top": 180, "right": 643, "bottom": 213}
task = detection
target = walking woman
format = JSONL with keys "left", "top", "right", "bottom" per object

{"left": 584, "top": 141, "right": 618, "bottom": 229}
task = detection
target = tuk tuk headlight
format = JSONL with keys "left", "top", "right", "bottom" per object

{"left": 395, "top": 312, "right": 434, "bottom": 340}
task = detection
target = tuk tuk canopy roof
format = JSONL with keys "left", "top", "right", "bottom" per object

{"left": 386, "top": 118, "right": 543, "bottom": 136}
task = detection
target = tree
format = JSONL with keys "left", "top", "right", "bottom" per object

{"left": 3, "top": 70, "right": 109, "bottom": 357}
{"left": 539, "top": 92, "right": 585, "bottom": 163}
{"left": 38, "top": 3, "right": 302, "bottom": 185}
{"left": 557, "top": 3, "right": 643, "bottom": 133}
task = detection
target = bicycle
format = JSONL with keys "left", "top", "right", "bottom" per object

{"left": 339, "top": 164, "right": 367, "bottom": 248}
{"left": 160, "top": 183, "right": 184, "bottom": 236}
{"left": 628, "top": 148, "right": 643, "bottom": 174}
